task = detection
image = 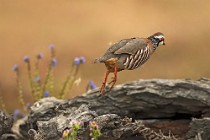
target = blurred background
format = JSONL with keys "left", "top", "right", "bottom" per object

{"left": 0, "top": 0, "right": 210, "bottom": 111}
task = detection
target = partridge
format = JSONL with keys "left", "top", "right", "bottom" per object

{"left": 94, "top": 32, "right": 165, "bottom": 95}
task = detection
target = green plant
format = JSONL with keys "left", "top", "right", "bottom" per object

{"left": 12, "top": 64, "right": 26, "bottom": 111}
{"left": 89, "top": 121, "right": 101, "bottom": 140}
{"left": 59, "top": 56, "right": 85, "bottom": 98}
{"left": 62, "top": 120, "right": 82, "bottom": 140}
{"left": 0, "top": 96, "right": 7, "bottom": 115}
{"left": 62, "top": 120, "right": 101, "bottom": 140}
{"left": 12, "top": 45, "right": 85, "bottom": 111}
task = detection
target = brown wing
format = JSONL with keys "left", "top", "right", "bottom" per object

{"left": 104, "top": 38, "right": 133, "bottom": 54}
{"left": 114, "top": 38, "right": 147, "bottom": 55}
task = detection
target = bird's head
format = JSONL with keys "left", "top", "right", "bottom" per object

{"left": 148, "top": 32, "right": 165, "bottom": 48}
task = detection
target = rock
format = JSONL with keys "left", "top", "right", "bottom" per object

{"left": 67, "top": 78, "right": 210, "bottom": 119}
{"left": 0, "top": 113, "right": 13, "bottom": 136}
{"left": 186, "top": 118, "right": 210, "bottom": 140}
{"left": 0, "top": 134, "right": 19, "bottom": 140}
{"left": 10, "top": 78, "right": 210, "bottom": 140}
{"left": 31, "top": 104, "right": 98, "bottom": 140}
{"left": 0, "top": 112, "right": 20, "bottom": 140}
{"left": 142, "top": 119, "right": 190, "bottom": 139}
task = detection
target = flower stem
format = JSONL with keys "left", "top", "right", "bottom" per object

{"left": 59, "top": 65, "right": 80, "bottom": 99}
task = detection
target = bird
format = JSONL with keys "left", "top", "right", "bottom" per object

{"left": 94, "top": 32, "right": 165, "bottom": 95}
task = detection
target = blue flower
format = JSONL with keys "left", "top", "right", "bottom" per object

{"left": 74, "top": 56, "right": 86, "bottom": 65}
{"left": 80, "top": 56, "right": 86, "bottom": 64}
{"left": 51, "top": 58, "right": 57, "bottom": 67}
{"left": 44, "top": 91, "right": 50, "bottom": 97}
{"left": 89, "top": 81, "right": 97, "bottom": 89}
{"left": 37, "top": 53, "right": 44, "bottom": 59}
{"left": 74, "top": 57, "right": 80, "bottom": 65}
{"left": 24, "top": 102, "right": 31, "bottom": 110}
{"left": 12, "top": 64, "right": 19, "bottom": 72}
{"left": 13, "top": 109, "right": 20, "bottom": 119}
{"left": 23, "top": 55, "right": 30, "bottom": 63}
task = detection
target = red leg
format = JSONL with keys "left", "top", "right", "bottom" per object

{"left": 108, "top": 66, "right": 117, "bottom": 90}
{"left": 100, "top": 70, "right": 109, "bottom": 95}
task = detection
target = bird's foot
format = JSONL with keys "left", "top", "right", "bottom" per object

{"left": 108, "top": 77, "right": 117, "bottom": 91}
{"left": 100, "top": 82, "right": 106, "bottom": 95}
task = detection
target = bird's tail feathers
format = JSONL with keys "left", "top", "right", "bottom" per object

{"left": 93, "top": 57, "right": 104, "bottom": 63}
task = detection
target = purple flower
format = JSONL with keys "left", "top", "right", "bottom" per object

{"left": 12, "top": 64, "right": 19, "bottom": 72}
{"left": 80, "top": 56, "right": 86, "bottom": 64}
{"left": 89, "top": 81, "right": 97, "bottom": 89}
{"left": 89, "top": 121, "right": 93, "bottom": 125}
{"left": 79, "top": 121, "right": 83, "bottom": 126}
{"left": 23, "top": 55, "right": 30, "bottom": 63}
{"left": 51, "top": 58, "right": 57, "bottom": 67}
{"left": 13, "top": 109, "right": 20, "bottom": 119}
{"left": 69, "top": 128, "right": 73, "bottom": 132}
{"left": 37, "top": 53, "right": 44, "bottom": 59}
{"left": 74, "top": 57, "right": 80, "bottom": 65}
{"left": 74, "top": 56, "right": 86, "bottom": 65}
{"left": 44, "top": 91, "right": 49, "bottom": 97}
{"left": 24, "top": 102, "right": 31, "bottom": 110}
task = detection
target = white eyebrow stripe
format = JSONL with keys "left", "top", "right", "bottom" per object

{"left": 154, "top": 35, "right": 164, "bottom": 39}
